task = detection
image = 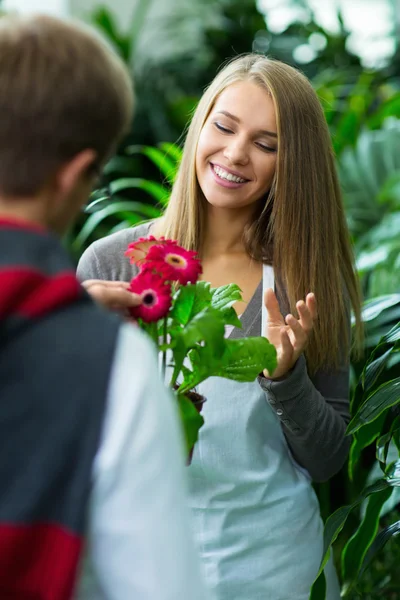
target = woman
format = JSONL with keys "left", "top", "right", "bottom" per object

{"left": 78, "top": 54, "right": 362, "bottom": 599}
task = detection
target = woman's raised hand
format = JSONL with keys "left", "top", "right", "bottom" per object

{"left": 263, "top": 288, "right": 317, "bottom": 380}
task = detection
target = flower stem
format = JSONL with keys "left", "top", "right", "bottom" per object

{"left": 162, "top": 317, "right": 167, "bottom": 379}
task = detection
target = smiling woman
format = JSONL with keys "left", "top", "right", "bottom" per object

{"left": 77, "top": 53, "right": 363, "bottom": 600}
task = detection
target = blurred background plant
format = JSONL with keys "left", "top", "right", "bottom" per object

{"left": 64, "top": 0, "right": 400, "bottom": 595}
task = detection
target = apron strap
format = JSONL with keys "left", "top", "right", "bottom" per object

{"left": 261, "top": 264, "right": 275, "bottom": 337}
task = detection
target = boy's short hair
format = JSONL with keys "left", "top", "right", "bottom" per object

{"left": 0, "top": 13, "right": 134, "bottom": 195}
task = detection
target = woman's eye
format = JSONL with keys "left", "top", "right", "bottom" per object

{"left": 257, "top": 142, "right": 277, "bottom": 153}
{"left": 214, "top": 122, "right": 233, "bottom": 134}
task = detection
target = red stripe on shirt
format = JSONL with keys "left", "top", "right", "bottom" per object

{"left": 0, "top": 522, "right": 82, "bottom": 600}
{"left": 0, "top": 268, "right": 81, "bottom": 319}
{"left": 0, "top": 217, "right": 47, "bottom": 234}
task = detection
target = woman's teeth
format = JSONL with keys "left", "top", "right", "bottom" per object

{"left": 213, "top": 165, "right": 246, "bottom": 183}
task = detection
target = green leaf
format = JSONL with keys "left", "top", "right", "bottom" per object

{"left": 348, "top": 412, "right": 388, "bottom": 480}
{"left": 376, "top": 415, "right": 400, "bottom": 470}
{"left": 73, "top": 202, "right": 156, "bottom": 250}
{"left": 385, "top": 458, "right": 400, "bottom": 486}
{"left": 382, "top": 321, "right": 400, "bottom": 344}
{"left": 360, "top": 295, "right": 400, "bottom": 323}
{"left": 159, "top": 141, "right": 183, "bottom": 164}
{"left": 313, "top": 479, "right": 391, "bottom": 582}
{"left": 341, "top": 486, "right": 393, "bottom": 595}
{"left": 347, "top": 377, "right": 400, "bottom": 435}
{"left": 309, "top": 570, "right": 326, "bottom": 600}
{"left": 362, "top": 346, "right": 395, "bottom": 391}
{"left": 211, "top": 283, "right": 243, "bottom": 311}
{"left": 109, "top": 178, "right": 169, "bottom": 204}
{"left": 221, "top": 306, "right": 242, "bottom": 328}
{"left": 141, "top": 146, "right": 178, "bottom": 184}
{"left": 176, "top": 393, "right": 204, "bottom": 453}
{"left": 84, "top": 197, "right": 160, "bottom": 218}
{"left": 171, "top": 282, "right": 212, "bottom": 326}
{"left": 216, "top": 338, "right": 277, "bottom": 382}
{"left": 359, "top": 519, "right": 400, "bottom": 577}
{"left": 209, "top": 283, "right": 243, "bottom": 329}
{"left": 179, "top": 337, "right": 277, "bottom": 393}
{"left": 170, "top": 308, "right": 226, "bottom": 389}
{"left": 180, "top": 308, "right": 226, "bottom": 356}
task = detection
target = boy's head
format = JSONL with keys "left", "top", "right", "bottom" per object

{"left": 0, "top": 13, "right": 134, "bottom": 233}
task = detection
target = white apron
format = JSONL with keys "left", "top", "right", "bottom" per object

{"left": 186, "top": 266, "right": 340, "bottom": 600}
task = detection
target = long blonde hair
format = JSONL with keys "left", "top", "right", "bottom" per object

{"left": 155, "top": 54, "right": 362, "bottom": 373}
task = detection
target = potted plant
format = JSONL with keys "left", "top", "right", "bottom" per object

{"left": 125, "top": 236, "right": 277, "bottom": 461}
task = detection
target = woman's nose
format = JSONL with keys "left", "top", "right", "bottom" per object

{"left": 223, "top": 136, "right": 249, "bottom": 166}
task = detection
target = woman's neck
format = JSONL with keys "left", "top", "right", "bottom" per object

{"left": 202, "top": 206, "right": 253, "bottom": 258}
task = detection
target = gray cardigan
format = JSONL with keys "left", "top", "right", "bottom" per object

{"left": 77, "top": 221, "right": 351, "bottom": 482}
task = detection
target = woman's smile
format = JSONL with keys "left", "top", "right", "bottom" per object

{"left": 210, "top": 162, "right": 250, "bottom": 189}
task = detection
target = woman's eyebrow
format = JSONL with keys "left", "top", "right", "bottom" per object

{"left": 215, "top": 110, "right": 277, "bottom": 138}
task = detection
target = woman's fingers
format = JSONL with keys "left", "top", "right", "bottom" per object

{"left": 264, "top": 288, "right": 285, "bottom": 325}
{"left": 306, "top": 293, "right": 317, "bottom": 320}
{"left": 285, "top": 313, "right": 307, "bottom": 348}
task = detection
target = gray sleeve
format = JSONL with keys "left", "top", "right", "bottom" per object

{"left": 258, "top": 355, "right": 350, "bottom": 482}
{"left": 77, "top": 222, "right": 152, "bottom": 283}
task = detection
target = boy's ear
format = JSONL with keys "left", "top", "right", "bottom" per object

{"left": 55, "top": 149, "right": 97, "bottom": 198}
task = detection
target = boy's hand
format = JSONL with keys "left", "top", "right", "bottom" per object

{"left": 82, "top": 279, "right": 141, "bottom": 316}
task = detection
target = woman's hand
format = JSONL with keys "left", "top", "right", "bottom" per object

{"left": 82, "top": 279, "right": 141, "bottom": 317}
{"left": 263, "top": 288, "right": 317, "bottom": 380}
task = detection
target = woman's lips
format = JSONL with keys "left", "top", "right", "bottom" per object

{"left": 210, "top": 163, "right": 249, "bottom": 189}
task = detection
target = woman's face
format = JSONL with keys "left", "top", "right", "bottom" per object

{"left": 195, "top": 80, "right": 278, "bottom": 212}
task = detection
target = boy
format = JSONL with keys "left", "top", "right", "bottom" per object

{"left": 0, "top": 13, "right": 209, "bottom": 600}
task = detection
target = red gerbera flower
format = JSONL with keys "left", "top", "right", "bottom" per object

{"left": 128, "top": 270, "right": 172, "bottom": 323}
{"left": 125, "top": 236, "right": 166, "bottom": 265}
{"left": 144, "top": 241, "right": 202, "bottom": 285}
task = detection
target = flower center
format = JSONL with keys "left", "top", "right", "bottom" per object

{"left": 142, "top": 291, "right": 156, "bottom": 307}
{"left": 166, "top": 253, "right": 187, "bottom": 269}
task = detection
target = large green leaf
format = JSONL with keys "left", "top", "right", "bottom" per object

{"left": 180, "top": 309, "right": 226, "bottom": 357}
{"left": 385, "top": 458, "right": 400, "bottom": 486}
{"left": 159, "top": 141, "right": 183, "bottom": 164}
{"left": 362, "top": 346, "right": 395, "bottom": 391}
{"left": 179, "top": 337, "right": 277, "bottom": 393}
{"left": 210, "top": 283, "right": 243, "bottom": 328}
{"left": 341, "top": 486, "right": 393, "bottom": 595}
{"left": 348, "top": 411, "right": 388, "bottom": 480}
{"left": 72, "top": 202, "right": 155, "bottom": 251}
{"left": 170, "top": 307, "right": 226, "bottom": 388}
{"left": 309, "top": 570, "right": 326, "bottom": 600}
{"left": 171, "top": 282, "right": 212, "bottom": 326}
{"left": 359, "top": 519, "right": 400, "bottom": 577}
{"left": 376, "top": 415, "right": 400, "bottom": 470}
{"left": 141, "top": 146, "right": 178, "bottom": 184}
{"left": 347, "top": 377, "right": 400, "bottom": 435}
{"left": 109, "top": 178, "right": 169, "bottom": 204}
{"left": 216, "top": 338, "right": 277, "bottom": 381}
{"left": 312, "top": 479, "right": 392, "bottom": 582}
{"left": 382, "top": 321, "right": 400, "bottom": 344}
{"left": 211, "top": 283, "right": 243, "bottom": 311}
{"left": 358, "top": 295, "right": 400, "bottom": 324}
{"left": 176, "top": 393, "right": 204, "bottom": 453}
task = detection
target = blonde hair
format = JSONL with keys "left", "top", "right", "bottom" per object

{"left": 157, "top": 54, "right": 362, "bottom": 372}
{"left": 0, "top": 13, "right": 134, "bottom": 195}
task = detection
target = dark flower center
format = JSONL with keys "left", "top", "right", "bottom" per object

{"left": 143, "top": 292, "right": 156, "bottom": 307}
